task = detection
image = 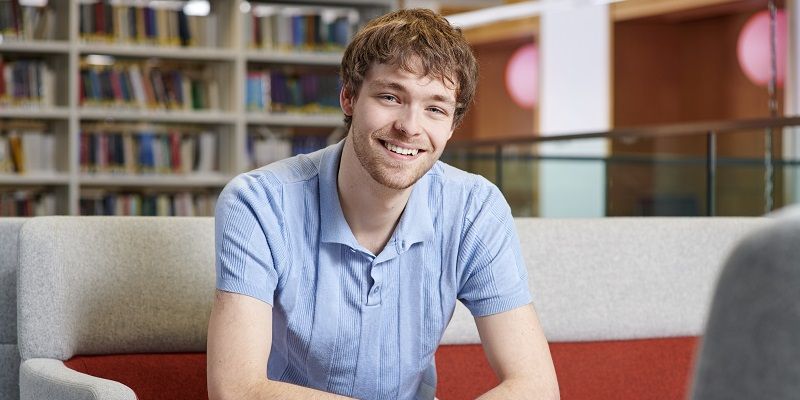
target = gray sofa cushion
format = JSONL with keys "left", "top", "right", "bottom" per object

{"left": 17, "top": 217, "right": 215, "bottom": 361}
{"left": 442, "top": 217, "right": 765, "bottom": 344}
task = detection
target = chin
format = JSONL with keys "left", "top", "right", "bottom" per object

{"left": 371, "top": 160, "right": 436, "bottom": 190}
{"left": 371, "top": 172, "right": 418, "bottom": 191}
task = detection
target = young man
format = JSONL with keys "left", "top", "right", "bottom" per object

{"left": 208, "top": 8, "right": 559, "bottom": 400}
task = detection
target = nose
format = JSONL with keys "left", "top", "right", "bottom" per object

{"left": 393, "top": 108, "right": 421, "bottom": 137}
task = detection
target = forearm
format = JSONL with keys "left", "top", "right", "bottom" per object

{"left": 476, "top": 378, "right": 560, "bottom": 400}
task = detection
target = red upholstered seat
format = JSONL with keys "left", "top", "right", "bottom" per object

{"left": 63, "top": 336, "right": 698, "bottom": 400}
{"left": 435, "top": 336, "right": 699, "bottom": 400}
{"left": 64, "top": 353, "right": 207, "bottom": 400}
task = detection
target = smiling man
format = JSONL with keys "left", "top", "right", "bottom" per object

{"left": 207, "top": 8, "right": 559, "bottom": 400}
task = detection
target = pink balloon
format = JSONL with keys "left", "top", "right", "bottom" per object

{"left": 505, "top": 43, "right": 538, "bottom": 109}
{"left": 737, "top": 9, "right": 787, "bottom": 87}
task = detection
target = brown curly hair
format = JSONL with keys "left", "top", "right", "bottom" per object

{"left": 340, "top": 8, "right": 478, "bottom": 130}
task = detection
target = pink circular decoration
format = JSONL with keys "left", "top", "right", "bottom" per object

{"left": 505, "top": 43, "right": 539, "bottom": 109}
{"left": 737, "top": 9, "right": 787, "bottom": 87}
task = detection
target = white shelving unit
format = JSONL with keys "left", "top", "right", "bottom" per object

{"left": 0, "top": 174, "right": 71, "bottom": 185}
{"left": 80, "top": 173, "right": 231, "bottom": 187}
{"left": 245, "top": 50, "right": 343, "bottom": 65}
{"left": 0, "top": 0, "right": 394, "bottom": 216}
{"left": 0, "top": 108, "right": 71, "bottom": 119}
{"left": 0, "top": 41, "right": 71, "bottom": 54}
{"left": 246, "top": 112, "right": 343, "bottom": 126}
{"left": 78, "top": 108, "right": 239, "bottom": 124}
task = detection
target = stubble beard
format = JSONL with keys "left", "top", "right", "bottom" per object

{"left": 351, "top": 127, "right": 438, "bottom": 191}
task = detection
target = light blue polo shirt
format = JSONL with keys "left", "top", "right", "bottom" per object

{"left": 215, "top": 140, "right": 531, "bottom": 400}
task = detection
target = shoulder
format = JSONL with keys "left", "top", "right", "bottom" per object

{"left": 217, "top": 149, "right": 324, "bottom": 215}
{"left": 428, "top": 161, "right": 506, "bottom": 218}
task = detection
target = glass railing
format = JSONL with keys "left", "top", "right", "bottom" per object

{"left": 442, "top": 116, "right": 800, "bottom": 217}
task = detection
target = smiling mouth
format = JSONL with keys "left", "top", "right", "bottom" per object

{"left": 381, "top": 140, "right": 421, "bottom": 156}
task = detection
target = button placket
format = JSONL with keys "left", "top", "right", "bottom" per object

{"left": 366, "top": 260, "right": 383, "bottom": 306}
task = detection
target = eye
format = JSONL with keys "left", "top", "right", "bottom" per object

{"left": 427, "top": 106, "right": 448, "bottom": 116}
{"left": 378, "top": 94, "right": 399, "bottom": 103}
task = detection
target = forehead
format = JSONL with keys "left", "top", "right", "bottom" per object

{"left": 363, "top": 62, "right": 457, "bottom": 103}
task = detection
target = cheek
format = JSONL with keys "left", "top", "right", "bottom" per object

{"left": 357, "top": 106, "right": 395, "bottom": 128}
{"left": 429, "top": 125, "right": 454, "bottom": 149}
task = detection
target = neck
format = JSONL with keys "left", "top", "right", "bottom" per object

{"left": 337, "top": 137, "right": 412, "bottom": 254}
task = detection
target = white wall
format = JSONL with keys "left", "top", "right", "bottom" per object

{"left": 539, "top": 2, "right": 610, "bottom": 217}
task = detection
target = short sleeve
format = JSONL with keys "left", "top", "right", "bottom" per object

{"left": 215, "top": 173, "right": 284, "bottom": 306}
{"left": 457, "top": 182, "right": 532, "bottom": 317}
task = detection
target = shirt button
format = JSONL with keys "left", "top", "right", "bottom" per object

{"left": 372, "top": 285, "right": 380, "bottom": 294}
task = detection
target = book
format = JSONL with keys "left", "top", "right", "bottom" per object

{"left": 195, "top": 131, "right": 216, "bottom": 173}
{"left": 0, "top": 58, "right": 54, "bottom": 106}
{"left": 20, "top": 130, "right": 40, "bottom": 173}
{"left": 0, "top": 133, "right": 10, "bottom": 173}
{"left": 247, "top": 127, "right": 334, "bottom": 169}
{"left": 1, "top": 1, "right": 55, "bottom": 41}
{"left": 246, "top": 67, "right": 339, "bottom": 113}
{"left": 246, "top": 5, "right": 358, "bottom": 52}
{"left": 0, "top": 189, "right": 56, "bottom": 216}
{"left": 180, "top": 134, "right": 194, "bottom": 174}
{"left": 137, "top": 132, "right": 155, "bottom": 172}
{"left": 80, "top": 60, "right": 220, "bottom": 111}
{"left": 80, "top": 125, "right": 219, "bottom": 176}
{"left": 8, "top": 130, "right": 23, "bottom": 173}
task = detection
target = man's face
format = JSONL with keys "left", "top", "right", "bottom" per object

{"left": 341, "top": 62, "right": 457, "bottom": 190}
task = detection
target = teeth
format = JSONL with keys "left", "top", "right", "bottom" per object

{"left": 384, "top": 141, "right": 419, "bottom": 156}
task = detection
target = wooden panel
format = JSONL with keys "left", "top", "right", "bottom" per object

{"left": 611, "top": 6, "right": 785, "bottom": 215}
{"left": 462, "top": 17, "right": 539, "bottom": 46}
{"left": 612, "top": 0, "right": 746, "bottom": 22}
{"left": 454, "top": 38, "right": 537, "bottom": 140}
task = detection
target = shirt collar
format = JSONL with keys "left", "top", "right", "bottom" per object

{"left": 318, "top": 140, "right": 435, "bottom": 253}
{"left": 391, "top": 172, "right": 435, "bottom": 254}
{"left": 319, "top": 140, "right": 360, "bottom": 248}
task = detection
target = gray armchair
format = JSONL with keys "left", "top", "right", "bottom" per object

{"left": 16, "top": 217, "right": 215, "bottom": 400}
{"left": 691, "top": 209, "right": 800, "bottom": 399}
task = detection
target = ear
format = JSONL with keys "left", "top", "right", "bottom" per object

{"left": 340, "top": 85, "right": 355, "bottom": 116}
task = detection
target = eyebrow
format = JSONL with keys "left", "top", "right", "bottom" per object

{"left": 369, "top": 79, "right": 457, "bottom": 107}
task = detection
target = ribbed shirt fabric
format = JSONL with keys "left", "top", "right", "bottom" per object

{"left": 215, "top": 140, "right": 531, "bottom": 400}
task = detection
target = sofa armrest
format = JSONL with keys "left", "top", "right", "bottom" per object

{"left": 20, "top": 358, "right": 136, "bottom": 400}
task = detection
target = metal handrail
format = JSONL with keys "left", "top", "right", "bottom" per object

{"left": 444, "top": 115, "right": 800, "bottom": 216}
{"left": 447, "top": 115, "right": 800, "bottom": 147}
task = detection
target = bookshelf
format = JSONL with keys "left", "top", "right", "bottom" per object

{"left": 0, "top": 0, "right": 394, "bottom": 216}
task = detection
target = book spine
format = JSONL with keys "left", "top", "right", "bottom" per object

{"left": 177, "top": 9, "right": 189, "bottom": 47}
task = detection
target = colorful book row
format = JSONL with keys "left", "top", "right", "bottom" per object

{"left": 246, "top": 69, "right": 339, "bottom": 113}
{"left": 0, "top": 128, "right": 55, "bottom": 174}
{"left": 0, "top": 189, "right": 56, "bottom": 217}
{"left": 79, "top": 1, "right": 218, "bottom": 47}
{"left": 79, "top": 191, "right": 217, "bottom": 217}
{"left": 0, "top": 58, "right": 54, "bottom": 106}
{"left": 0, "top": 1, "right": 55, "bottom": 41}
{"left": 244, "top": 6, "right": 357, "bottom": 52}
{"left": 80, "top": 61, "right": 220, "bottom": 110}
{"left": 247, "top": 131, "right": 330, "bottom": 169}
{"left": 80, "top": 128, "right": 218, "bottom": 175}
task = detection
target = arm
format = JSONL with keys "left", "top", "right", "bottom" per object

{"left": 207, "top": 290, "right": 355, "bottom": 400}
{"left": 474, "top": 304, "right": 560, "bottom": 400}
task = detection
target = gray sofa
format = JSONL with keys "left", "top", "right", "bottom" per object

{"left": 1, "top": 218, "right": 25, "bottom": 400}
{"left": 4, "top": 216, "right": 774, "bottom": 399}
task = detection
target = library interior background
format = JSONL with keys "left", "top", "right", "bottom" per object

{"left": 1, "top": 0, "right": 799, "bottom": 218}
